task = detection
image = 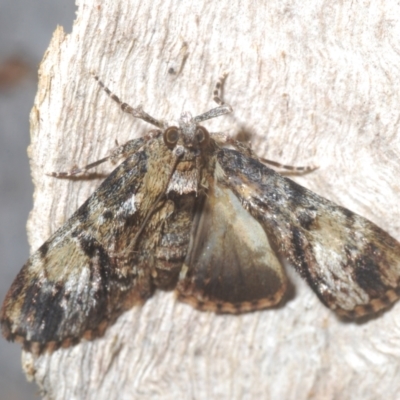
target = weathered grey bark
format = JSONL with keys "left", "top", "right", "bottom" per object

{"left": 21, "top": 0, "right": 400, "bottom": 399}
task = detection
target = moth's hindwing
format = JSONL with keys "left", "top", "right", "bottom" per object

{"left": 0, "top": 145, "right": 161, "bottom": 351}
{"left": 176, "top": 182, "right": 287, "bottom": 313}
{"left": 216, "top": 148, "right": 400, "bottom": 318}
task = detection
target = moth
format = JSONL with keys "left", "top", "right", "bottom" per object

{"left": 2, "top": 74, "right": 400, "bottom": 353}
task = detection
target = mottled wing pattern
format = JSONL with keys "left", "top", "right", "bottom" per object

{"left": 176, "top": 182, "right": 287, "bottom": 313}
{"left": 216, "top": 148, "right": 400, "bottom": 318}
{"left": 0, "top": 145, "right": 155, "bottom": 351}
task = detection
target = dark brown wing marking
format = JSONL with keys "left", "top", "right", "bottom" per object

{"left": 176, "top": 183, "right": 287, "bottom": 313}
{"left": 217, "top": 148, "right": 400, "bottom": 318}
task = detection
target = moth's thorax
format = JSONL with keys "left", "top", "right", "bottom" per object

{"left": 167, "top": 160, "right": 201, "bottom": 195}
{"left": 165, "top": 112, "right": 214, "bottom": 195}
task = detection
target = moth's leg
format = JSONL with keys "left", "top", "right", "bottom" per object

{"left": 108, "top": 129, "right": 160, "bottom": 163}
{"left": 48, "top": 141, "right": 137, "bottom": 177}
{"left": 48, "top": 156, "right": 112, "bottom": 177}
{"left": 212, "top": 134, "right": 255, "bottom": 157}
{"left": 93, "top": 74, "right": 165, "bottom": 129}
{"left": 49, "top": 130, "right": 161, "bottom": 177}
{"left": 194, "top": 72, "right": 232, "bottom": 123}
{"left": 215, "top": 134, "right": 317, "bottom": 175}
{"left": 260, "top": 158, "right": 317, "bottom": 175}
{"left": 208, "top": 130, "right": 232, "bottom": 144}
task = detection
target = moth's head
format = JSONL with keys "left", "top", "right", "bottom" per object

{"left": 162, "top": 101, "right": 233, "bottom": 159}
{"left": 162, "top": 112, "right": 211, "bottom": 159}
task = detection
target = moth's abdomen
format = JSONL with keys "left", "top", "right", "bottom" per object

{"left": 150, "top": 194, "right": 199, "bottom": 290}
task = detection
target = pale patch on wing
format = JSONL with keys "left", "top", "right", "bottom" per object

{"left": 116, "top": 193, "right": 137, "bottom": 219}
{"left": 61, "top": 266, "right": 91, "bottom": 308}
{"left": 176, "top": 183, "right": 287, "bottom": 313}
{"left": 306, "top": 212, "right": 371, "bottom": 309}
{"left": 304, "top": 210, "right": 400, "bottom": 315}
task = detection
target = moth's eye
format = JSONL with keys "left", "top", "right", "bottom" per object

{"left": 164, "top": 127, "right": 180, "bottom": 148}
{"left": 195, "top": 126, "right": 209, "bottom": 146}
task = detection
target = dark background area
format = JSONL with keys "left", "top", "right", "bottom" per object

{"left": 0, "top": 1, "right": 76, "bottom": 399}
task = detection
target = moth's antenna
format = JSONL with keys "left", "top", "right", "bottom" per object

{"left": 194, "top": 72, "right": 232, "bottom": 123}
{"left": 93, "top": 74, "right": 164, "bottom": 129}
{"left": 212, "top": 72, "right": 228, "bottom": 105}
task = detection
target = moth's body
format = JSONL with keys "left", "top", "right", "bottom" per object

{"left": 2, "top": 75, "right": 400, "bottom": 353}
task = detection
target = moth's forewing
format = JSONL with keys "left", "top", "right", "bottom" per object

{"left": 217, "top": 148, "right": 400, "bottom": 318}
{"left": 176, "top": 182, "right": 287, "bottom": 313}
{"left": 0, "top": 146, "right": 159, "bottom": 349}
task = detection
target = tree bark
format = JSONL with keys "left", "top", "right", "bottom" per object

{"left": 21, "top": 0, "right": 400, "bottom": 399}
